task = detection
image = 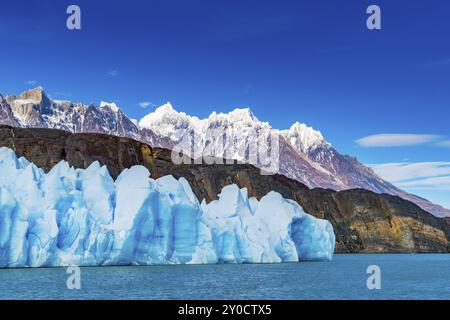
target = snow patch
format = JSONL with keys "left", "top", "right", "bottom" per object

{"left": 100, "top": 101, "right": 119, "bottom": 112}
{"left": 278, "top": 122, "right": 328, "bottom": 152}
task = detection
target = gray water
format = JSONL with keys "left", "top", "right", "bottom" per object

{"left": 0, "top": 254, "right": 449, "bottom": 300}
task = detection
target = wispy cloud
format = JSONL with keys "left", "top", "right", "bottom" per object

{"left": 370, "top": 162, "right": 450, "bottom": 190}
{"left": 107, "top": 70, "right": 119, "bottom": 77}
{"left": 356, "top": 134, "right": 441, "bottom": 147}
{"left": 370, "top": 162, "right": 450, "bottom": 181}
{"left": 396, "top": 176, "right": 450, "bottom": 190}
{"left": 25, "top": 80, "right": 37, "bottom": 85}
{"left": 138, "top": 101, "right": 156, "bottom": 109}
{"left": 436, "top": 140, "right": 450, "bottom": 147}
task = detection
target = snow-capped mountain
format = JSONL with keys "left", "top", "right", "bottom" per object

{"left": 0, "top": 87, "right": 140, "bottom": 139}
{"left": 1, "top": 87, "right": 449, "bottom": 218}
{"left": 138, "top": 103, "right": 450, "bottom": 218}
{"left": 139, "top": 103, "right": 348, "bottom": 189}
{"left": 280, "top": 122, "right": 329, "bottom": 154}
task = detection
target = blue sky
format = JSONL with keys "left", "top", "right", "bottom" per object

{"left": 1, "top": 0, "right": 449, "bottom": 208}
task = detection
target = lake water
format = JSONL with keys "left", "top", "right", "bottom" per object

{"left": 0, "top": 254, "right": 449, "bottom": 300}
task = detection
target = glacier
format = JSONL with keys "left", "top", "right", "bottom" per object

{"left": 0, "top": 147, "right": 335, "bottom": 268}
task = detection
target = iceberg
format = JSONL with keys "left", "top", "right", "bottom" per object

{"left": 0, "top": 147, "right": 335, "bottom": 268}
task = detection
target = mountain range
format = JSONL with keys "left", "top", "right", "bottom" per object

{"left": 0, "top": 125, "right": 447, "bottom": 253}
{"left": 1, "top": 86, "right": 449, "bottom": 218}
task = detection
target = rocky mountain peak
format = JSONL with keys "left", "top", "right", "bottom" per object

{"left": 139, "top": 102, "right": 205, "bottom": 136}
{"left": 100, "top": 101, "right": 120, "bottom": 113}
{"left": 225, "top": 107, "right": 257, "bottom": 123}
{"left": 156, "top": 102, "right": 175, "bottom": 113}
{"left": 279, "top": 122, "right": 328, "bottom": 153}
{"left": 207, "top": 108, "right": 261, "bottom": 127}
{"left": 17, "top": 86, "right": 47, "bottom": 103}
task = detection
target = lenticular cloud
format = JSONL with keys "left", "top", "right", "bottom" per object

{"left": 0, "top": 147, "right": 335, "bottom": 268}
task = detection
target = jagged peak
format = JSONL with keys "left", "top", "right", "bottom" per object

{"left": 139, "top": 102, "right": 204, "bottom": 131}
{"left": 228, "top": 107, "right": 255, "bottom": 119}
{"left": 210, "top": 107, "right": 260, "bottom": 124}
{"left": 16, "top": 86, "right": 47, "bottom": 102}
{"left": 21, "top": 86, "right": 45, "bottom": 95}
{"left": 140, "top": 103, "right": 274, "bottom": 135}
{"left": 279, "top": 121, "right": 328, "bottom": 151}
{"left": 154, "top": 102, "right": 175, "bottom": 114}
{"left": 290, "top": 122, "right": 324, "bottom": 138}
{"left": 100, "top": 101, "right": 119, "bottom": 112}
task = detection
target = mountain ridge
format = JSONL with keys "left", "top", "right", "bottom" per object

{"left": 1, "top": 87, "right": 449, "bottom": 218}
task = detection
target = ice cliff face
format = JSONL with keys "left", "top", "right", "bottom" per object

{"left": 0, "top": 147, "right": 334, "bottom": 268}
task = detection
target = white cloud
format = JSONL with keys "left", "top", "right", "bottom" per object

{"left": 370, "top": 162, "right": 450, "bottom": 190}
{"left": 356, "top": 134, "right": 440, "bottom": 147}
{"left": 25, "top": 80, "right": 37, "bottom": 85}
{"left": 138, "top": 101, "right": 155, "bottom": 109}
{"left": 395, "top": 176, "right": 450, "bottom": 190}
{"left": 436, "top": 140, "right": 450, "bottom": 147}
{"left": 107, "top": 70, "right": 119, "bottom": 77}
{"left": 370, "top": 162, "right": 450, "bottom": 182}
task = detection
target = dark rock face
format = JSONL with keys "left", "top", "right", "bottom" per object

{"left": 0, "top": 103, "right": 20, "bottom": 127}
{"left": 0, "top": 125, "right": 448, "bottom": 253}
{"left": 6, "top": 87, "right": 50, "bottom": 128}
{"left": 81, "top": 104, "right": 140, "bottom": 138}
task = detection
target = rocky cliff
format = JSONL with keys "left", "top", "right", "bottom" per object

{"left": 0, "top": 125, "right": 448, "bottom": 253}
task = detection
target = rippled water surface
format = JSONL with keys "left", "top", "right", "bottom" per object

{"left": 0, "top": 254, "right": 448, "bottom": 300}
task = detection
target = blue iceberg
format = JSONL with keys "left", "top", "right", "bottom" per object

{"left": 0, "top": 147, "right": 335, "bottom": 268}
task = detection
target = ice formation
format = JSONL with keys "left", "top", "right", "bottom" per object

{"left": 0, "top": 147, "right": 335, "bottom": 268}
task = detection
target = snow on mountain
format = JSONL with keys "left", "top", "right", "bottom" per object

{"left": 139, "top": 102, "right": 206, "bottom": 143}
{"left": 0, "top": 147, "right": 335, "bottom": 267}
{"left": 1, "top": 87, "right": 449, "bottom": 217}
{"left": 279, "top": 122, "right": 329, "bottom": 153}
{"left": 100, "top": 101, "right": 119, "bottom": 112}
{"left": 130, "top": 118, "right": 139, "bottom": 128}
{"left": 139, "top": 103, "right": 347, "bottom": 189}
{"left": 139, "top": 103, "right": 450, "bottom": 217}
{"left": 139, "top": 105, "right": 265, "bottom": 139}
{"left": 1, "top": 87, "right": 141, "bottom": 140}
